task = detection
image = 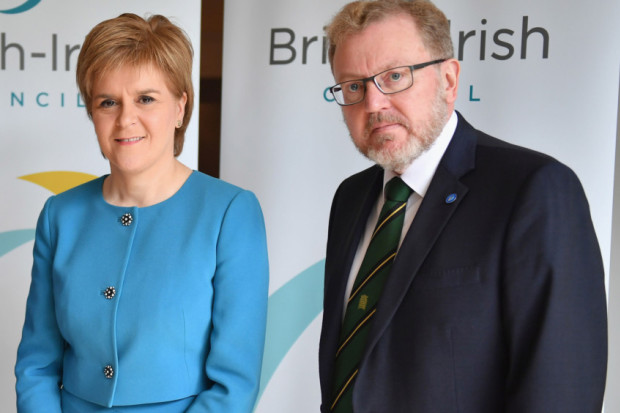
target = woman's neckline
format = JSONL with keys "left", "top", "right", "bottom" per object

{"left": 99, "top": 169, "right": 196, "bottom": 209}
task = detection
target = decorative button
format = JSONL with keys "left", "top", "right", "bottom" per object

{"left": 103, "top": 286, "right": 116, "bottom": 300}
{"left": 103, "top": 365, "right": 114, "bottom": 379}
{"left": 120, "top": 213, "right": 133, "bottom": 226}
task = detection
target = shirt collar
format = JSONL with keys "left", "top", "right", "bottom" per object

{"left": 383, "top": 111, "right": 458, "bottom": 197}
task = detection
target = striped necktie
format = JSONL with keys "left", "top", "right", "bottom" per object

{"left": 330, "top": 176, "right": 413, "bottom": 412}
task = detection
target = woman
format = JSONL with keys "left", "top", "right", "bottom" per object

{"left": 15, "top": 14, "right": 269, "bottom": 412}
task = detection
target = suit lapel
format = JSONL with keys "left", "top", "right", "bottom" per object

{"left": 321, "top": 166, "right": 383, "bottom": 386}
{"left": 332, "top": 168, "right": 384, "bottom": 307}
{"left": 361, "top": 113, "right": 478, "bottom": 363}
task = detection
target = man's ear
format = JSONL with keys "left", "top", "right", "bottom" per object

{"left": 441, "top": 58, "right": 460, "bottom": 104}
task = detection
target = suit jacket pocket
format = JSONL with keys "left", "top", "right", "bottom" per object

{"left": 414, "top": 265, "right": 481, "bottom": 290}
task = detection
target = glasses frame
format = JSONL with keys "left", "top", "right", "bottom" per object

{"left": 328, "top": 58, "right": 447, "bottom": 106}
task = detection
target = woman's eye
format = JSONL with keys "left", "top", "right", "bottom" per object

{"left": 139, "top": 96, "right": 154, "bottom": 104}
{"left": 99, "top": 99, "right": 116, "bottom": 108}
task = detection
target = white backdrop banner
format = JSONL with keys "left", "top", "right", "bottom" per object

{"left": 0, "top": 1, "right": 201, "bottom": 410}
{"left": 221, "top": 0, "right": 620, "bottom": 412}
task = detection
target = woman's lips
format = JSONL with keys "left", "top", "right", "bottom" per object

{"left": 115, "top": 136, "right": 144, "bottom": 143}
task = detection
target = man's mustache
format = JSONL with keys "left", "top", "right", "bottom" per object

{"left": 365, "top": 112, "right": 410, "bottom": 136}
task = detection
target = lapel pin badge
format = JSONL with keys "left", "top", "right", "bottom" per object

{"left": 445, "top": 193, "right": 457, "bottom": 204}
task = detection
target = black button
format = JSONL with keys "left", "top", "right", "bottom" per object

{"left": 103, "top": 365, "right": 114, "bottom": 379}
{"left": 103, "top": 286, "right": 116, "bottom": 300}
{"left": 120, "top": 213, "right": 133, "bottom": 226}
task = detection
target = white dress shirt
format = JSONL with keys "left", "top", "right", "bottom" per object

{"left": 343, "top": 111, "right": 458, "bottom": 315}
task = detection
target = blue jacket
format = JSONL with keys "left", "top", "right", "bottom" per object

{"left": 16, "top": 171, "right": 269, "bottom": 412}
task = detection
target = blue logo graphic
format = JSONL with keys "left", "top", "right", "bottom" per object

{"left": 0, "top": 0, "right": 41, "bottom": 14}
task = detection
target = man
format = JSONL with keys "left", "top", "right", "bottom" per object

{"left": 319, "top": 1, "right": 608, "bottom": 412}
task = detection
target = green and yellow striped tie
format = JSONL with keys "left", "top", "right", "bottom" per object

{"left": 330, "top": 176, "right": 413, "bottom": 412}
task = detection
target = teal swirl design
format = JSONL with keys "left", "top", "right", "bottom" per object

{"left": 0, "top": 0, "right": 41, "bottom": 14}
{"left": 257, "top": 259, "right": 325, "bottom": 402}
{"left": 0, "top": 229, "right": 35, "bottom": 258}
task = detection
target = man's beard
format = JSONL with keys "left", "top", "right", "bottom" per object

{"left": 354, "top": 87, "right": 449, "bottom": 173}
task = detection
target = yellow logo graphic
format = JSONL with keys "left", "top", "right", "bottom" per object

{"left": 1, "top": 171, "right": 98, "bottom": 259}
{"left": 19, "top": 171, "right": 97, "bottom": 194}
{"left": 358, "top": 294, "right": 369, "bottom": 311}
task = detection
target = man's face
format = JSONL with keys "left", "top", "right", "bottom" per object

{"left": 332, "top": 13, "right": 458, "bottom": 173}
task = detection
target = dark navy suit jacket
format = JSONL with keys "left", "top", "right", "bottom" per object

{"left": 319, "top": 113, "right": 607, "bottom": 413}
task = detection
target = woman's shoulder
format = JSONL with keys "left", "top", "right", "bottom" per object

{"left": 44, "top": 176, "right": 105, "bottom": 209}
{"left": 186, "top": 171, "right": 255, "bottom": 202}
{"left": 36, "top": 176, "right": 106, "bottom": 230}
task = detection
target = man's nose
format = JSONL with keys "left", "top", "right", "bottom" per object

{"left": 364, "top": 81, "right": 391, "bottom": 112}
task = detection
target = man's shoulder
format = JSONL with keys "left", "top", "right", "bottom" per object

{"left": 455, "top": 116, "right": 583, "bottom": 196}
{"left": 456, "top": 114, "right": 562, "bottom": 172}
{"left": 343, "top": 164, "right": 382, "bottom": 183}
{"left": 337, "top": 164, "right": 382, "bottom": 194}
{"left": 475, "top": 133, "right": 572, "bottom": 186}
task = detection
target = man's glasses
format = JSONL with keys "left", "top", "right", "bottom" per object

{"left": 328, "top": 58, "right": 447, "bottom": 106}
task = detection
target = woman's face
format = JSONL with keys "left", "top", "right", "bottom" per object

{"left": 90, "top": 64, "right": 186, "bottom": 176}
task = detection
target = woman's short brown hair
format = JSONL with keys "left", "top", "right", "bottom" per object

{"left": 325, "top": 0, "right": 453, "bottom": 67}
{"left": 76, "top": 13, "right": 194, "bottom": 157}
